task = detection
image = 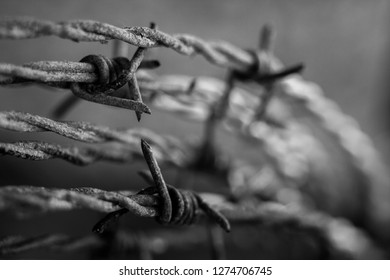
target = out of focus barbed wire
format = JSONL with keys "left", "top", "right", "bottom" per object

{"left": 0, "top": 17, "right": 389, "bottom": 259}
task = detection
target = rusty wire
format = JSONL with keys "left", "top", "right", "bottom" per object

{"left": 0, "top": 202, "right": 384, "bottom": 259}
{"left": 0, "top": 110, "right": 177, "bottom": 148}
{"left": 0, "top": 110, "right": 190, "bottom": 165}
{"left": 0, "top": 138, "right": 230, "bottom": 232}
{"left": 0, "top": 185, "right": 222, "bottom": 222}
{"left": 0, "top": 17, "right": 253, "bottom": 70}
{"left": 1, "top": 16, "right": 389, "bottom": 258}
{"left": 2, "top": 154, "right": 230, "bottom": 235}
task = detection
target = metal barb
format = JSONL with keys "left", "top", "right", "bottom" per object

{"left": 141, "top": 139, "right": 172, "bottom": 223}
{"left": 128, "top": 22, "right": 158, "bottom": 121}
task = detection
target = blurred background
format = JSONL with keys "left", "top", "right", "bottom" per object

{"left": 0, "top": 0, "right": 389, "bottom": 259}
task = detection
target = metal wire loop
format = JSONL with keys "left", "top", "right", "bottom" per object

{"left": 73, "top": 54, "right": 129, "bottom": 94}
{"left": 68, "top": 53, "right": 152, "bottom": 114}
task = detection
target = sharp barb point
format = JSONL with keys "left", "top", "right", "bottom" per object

{"left": 136, "top": 112, "right": 142, "bottom": 122}
{"left": 142, "top": 104, "right": 152, "bottom": 115}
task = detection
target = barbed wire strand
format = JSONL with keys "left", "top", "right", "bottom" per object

{"left": 0, "top": 18, "right": 251, "bottom": 70}
{"left": 0, "top": 111, "right": 171, "bottom": 146}
{"left": 0, "top": 140, "right": 179, "bottom": 166}
{"left": 0, "top": 111, "right": 190, "bottom": 165}
{"left": 0, "top": 186, "right": 229, "bottom": 227}
{"left": 0, "top": 137, "right": 231, "bottom": 233}
{"left": 0, "top": 202, "right": 384, "bottom": 259}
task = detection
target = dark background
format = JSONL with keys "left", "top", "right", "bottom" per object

{"left": 0, "top": 0, "right": 389, "bottom": 259}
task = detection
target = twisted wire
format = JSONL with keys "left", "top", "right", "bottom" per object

{"left": 89, "top": 139, "right": 230, "bottom": 233}
{"left": 0, "top": 111, "right": 166, "bottom": 146}
{"left": 0, "top": 185, "right": 229, "bottom": 229}
{"left": 0, "top": 201, "right": 384, "bottom": 259}
{"left": 0, "top": 140, "right": 187, "bottom": 166}
{"left": 0, "top": 17, "right": 253, "bottom": 71}
{"left": 0, "top": 111, "right": 189, "bottom": 166}
{"left": 1, "top": 16, "right": 388, "bottom": 255}
{"left": 0, "top": 59, "right": 159, "bottom": 85}
{"left": 0, "top": 137, "right": 230, "bottom": 231}
{"left": 0, "top": 53, "right": 153, "bottom": 114}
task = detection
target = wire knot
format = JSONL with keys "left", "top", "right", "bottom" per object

{"left": 69, "top": 51, "right": 155, "bottom": 115}
{"left": 139, "top": 139, "right": 230, "bottom": 231}
{"left": 77, "top": 54, "right": 129, "bottom": 93}
{"left": 71, "top": 54, "right": 134, "bottom": 95}
{"left": 92, "top": 139, "right": 231, "bottom": 233}
{"left": 139, "top": 185, "right": 230, "bottom": 232}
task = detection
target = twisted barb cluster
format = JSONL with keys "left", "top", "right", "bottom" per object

{"left": 92, "top": 139, "right": 230, "bottom": 233}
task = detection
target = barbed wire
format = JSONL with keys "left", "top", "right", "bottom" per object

{"left": 1, "top": 16, "right": 389, "bottom": 258}
{"left": 0, "top": 87, "right": 379, "bottom": 237}
{"left": 0, "top": 185, "right": 219, "bottom": 219}
{"left": 0, "top": 110, "right": 180, "bottom": 149}
{"left": 0, "top": 59, "right": 159, "bottom": 86}
{"left": 0, "top": 201, "right": 384, "bottom": 259}
{"left": 0, "top": 139, "right": 231, "bottom": 235}
{"left": 0, "top": 137, "right": 185, "bottom": 166}
{"left": 0, "top": 17, "right": 253, "bottom": 71}
{"left": 0, "top": 138, "right": 230, "bottom": 233}
{"left": 0, "top": 111, "right": 191, "bottom": 166}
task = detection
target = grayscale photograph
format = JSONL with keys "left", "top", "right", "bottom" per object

{"left": 0, "top": 0, "right": 389, "bottom": 263}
